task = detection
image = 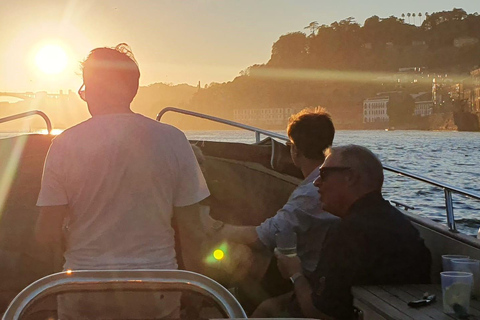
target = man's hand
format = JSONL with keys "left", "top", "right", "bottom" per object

{"left": 198, "top": 205, "right": 222, "bottom": 237}
{"left": 274, "top": 249, "right": 302, "bottom": 279}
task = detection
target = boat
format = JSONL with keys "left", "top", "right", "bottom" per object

{"left": 1, "top": 107, "right": 480, "bottom": 319}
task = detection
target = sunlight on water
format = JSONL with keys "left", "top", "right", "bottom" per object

{"left": 38, "top": 129, "right": 64, "bottom": 135}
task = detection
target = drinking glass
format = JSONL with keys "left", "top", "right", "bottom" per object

{"left": 441, "top": 271, "right": 473, "bottom": 315}
{"left": 275, "top": 231, "right": 297, "bottom": 257}
{"left": 451, "top": 259, "right": 480, "bottom": 298}
{"left": 442, "top": 254, "right": 469, "bottom": 271}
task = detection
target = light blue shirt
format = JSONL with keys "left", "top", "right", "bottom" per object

{"left": 256, "top": 167, "right": 340, "bottom": 272}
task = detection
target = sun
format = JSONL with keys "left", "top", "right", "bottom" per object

{"left": 35, "top": 45, "right": 68, "bottom": 75}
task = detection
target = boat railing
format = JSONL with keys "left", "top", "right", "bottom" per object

{"left": 157, "top": 107, "right": 480, "bottom": 233}
{"left": 383, "top": 165, "right": 480, "bottom": 232}
{"left": 0, "top": 110, "right": 52, "bottom": 134}
{"left": 157, "top": 107, "right": 288, "bottom": 143}
{"left": 2, "top": 270, "right": 247, "bottom": 320}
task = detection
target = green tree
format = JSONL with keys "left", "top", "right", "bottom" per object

{"left": 268, "top": 32, "right": 308, "bottom": 67}
{"left": 304, "top": 21, "right": 319, "bottom": 37}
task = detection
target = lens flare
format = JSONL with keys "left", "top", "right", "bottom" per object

{"left": 204, "top": 242, "right": 229, "bottom": 265}
{"left": 213, "top": 249, "right": 225, "bottom": 261}
{"left": 0, "top": 136, "right": 27, "bottom": 216}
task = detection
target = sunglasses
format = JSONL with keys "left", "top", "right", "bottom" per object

{"left": 319, "top": 166, "right": 351, "bottom": 180}
{"left": 78, "top": 83, "right": 86, "bottom": 101}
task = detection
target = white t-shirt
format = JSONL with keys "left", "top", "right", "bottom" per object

{"left": 37, "top": 113, "right": 210, "bottom": 270}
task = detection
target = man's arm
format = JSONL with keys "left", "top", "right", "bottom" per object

{"left": 200, "top": 211, "right": 262, "bottom": 247}
{"left": 174, "top": 203, "right": 212, "bottom": 273}
{"left": 219, "top": 224, "right": 260, "bottom": 246}
{"left": 291, "top": 275, "right": 334, "bottom": 319}
{"left": 275, "top": 252, "right": 334, "bottom": 320}
{"left": 35, "top": 205, "right": 68, "bottom": 245}
{"left": 35, "top": 205, "right": 68, "bottom": 272}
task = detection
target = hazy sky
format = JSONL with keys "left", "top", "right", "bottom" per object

{"left": 0, "top": 0, "right": 478, "bottom": 92}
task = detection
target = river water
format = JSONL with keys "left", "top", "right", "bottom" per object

{"left": 185, "top": 130, "right": 480, "bottom": 236}
{"left": 2, "top": 130, "right": 479, "bottom": 235}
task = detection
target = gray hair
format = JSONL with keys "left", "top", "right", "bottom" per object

{"left": 326, "top": 145, "right": 384, "bottom": 191}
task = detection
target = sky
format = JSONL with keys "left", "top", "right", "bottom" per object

{"left": 0, "top": 0, "right": 478, "bottom": 93}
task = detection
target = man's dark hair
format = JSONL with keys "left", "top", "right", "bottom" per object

{"left": 287, "top": 107, "right": 335, "bottom": 160}
{"left": 81, "top": 43, "right": 140, "bottom": 104}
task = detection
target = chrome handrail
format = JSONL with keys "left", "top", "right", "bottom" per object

{"left": 383, "top": 165, "right": 480, "bottom": 232}
{"left": 0, "top": 110, "right": 52, "bottom": 134}
{"left": 156, "top": 107, "right": 288, "bottom": 143}
{"left": 157, "top": 107, "right": 480, "bottom": 233}
{"left": 2, "top": 270, "right": 247, "bottom": 320}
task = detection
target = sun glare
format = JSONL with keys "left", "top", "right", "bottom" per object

{"left": 35, "top": 45, "right": 68, "bottom": 75}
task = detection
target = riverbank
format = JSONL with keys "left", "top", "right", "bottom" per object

{"left": 335, "top": 112, "right": 480, "bottom": 131}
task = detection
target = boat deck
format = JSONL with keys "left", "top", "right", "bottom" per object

{"left": 354, "top": 284, "right": 480, "bottom": 320}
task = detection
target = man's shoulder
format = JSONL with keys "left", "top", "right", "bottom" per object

{"left": 292, "top": 178, "right": 318, "bottom": 198}
{"left": 58, "top": 115, "right": 185, "bottom": 139}
{"left": 51, "top": 119, "right": 94, "bottom": 145}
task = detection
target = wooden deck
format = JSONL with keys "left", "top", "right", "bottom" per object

{"left": 353, "top": 284, "right": 480, "bottom": 320}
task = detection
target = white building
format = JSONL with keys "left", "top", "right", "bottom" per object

{"left": 411, "top": 92, "right": 433, "bottom": 117}
{"left": 363, "top": 96, "right": 389, "bottom": 123}
{"left": 414, "top": 100, "right": 433, "bottom": 116}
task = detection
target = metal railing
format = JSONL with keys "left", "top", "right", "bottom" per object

{"left": 157, "top": 107, "right": 288, "bottom": 143}
{"left": 0, "top": 110, "right": 52, "bottom": 134}
{"left": 157, "top": 107, "right": 480, "bottom": 232}
{"left": 383, "top": 165, "right": 480, "bottom": 232}
{"left": 2, "top": 270, "right": 247, "bottom": 320}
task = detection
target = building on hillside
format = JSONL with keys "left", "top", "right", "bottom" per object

{"left": 412, "top": 40, "right": 427, "bottom": 47}
{"left": 362, "top": 43, "right": 372, "bottom": 50}
{"left": 233, "top": 107, "right": 303, "bottom": 127}
{"left": 363, "top": 96, "right": 389, "bottom": 123}
{"left": 468, "top": 68, "right": 480, "bottom": 112}
{"left": 453, "top": 36, "right": 479, "bottom": 48}
{"left": 410, "top": 92, "right": 433, "bottom": 116}
{"left": 396, "top": 67, "right": 427, "bottom": 85}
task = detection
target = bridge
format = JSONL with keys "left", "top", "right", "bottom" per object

{"left": 0, "top": 91, "right": 70, "bottom": 101}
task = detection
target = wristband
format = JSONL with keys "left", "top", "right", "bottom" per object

{"left": 289, "top": 272, "right": 304, "bottom": 284}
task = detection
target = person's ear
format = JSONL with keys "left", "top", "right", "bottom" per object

{"left": 345, "top": 168, "right": 359, "bottom": 187}
{"left": 290, "top": 144, "right": 299, "bottom": 157}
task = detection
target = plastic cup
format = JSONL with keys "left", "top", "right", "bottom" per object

{"left": 442, "top": 255, "right": 469, "bottom": 271}
{"left": 275, "top": 231, "right": 297, "bottom": 257}
{"left": 441, "top": 271, "right": 473, "bottom": 315}
{"left": 451, "top": 259, "right": 480, "bottom": 299}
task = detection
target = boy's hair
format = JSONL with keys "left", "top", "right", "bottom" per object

{"left": 82, "top": 43, "right": 140, "bottom": 104}
{"left": 287, "top": 107, "right": 335, "bottom": 160}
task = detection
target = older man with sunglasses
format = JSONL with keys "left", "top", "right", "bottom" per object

{"left": 254, "top": 145, "right": 431, "bottom": 320}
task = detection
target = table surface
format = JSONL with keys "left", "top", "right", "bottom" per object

{"left": 353, "top": 284, "right": 480, "bottom": 320}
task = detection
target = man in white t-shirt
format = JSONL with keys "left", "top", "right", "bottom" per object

{"left": 35, "top": 43, "right": 210, "bottom": 319}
